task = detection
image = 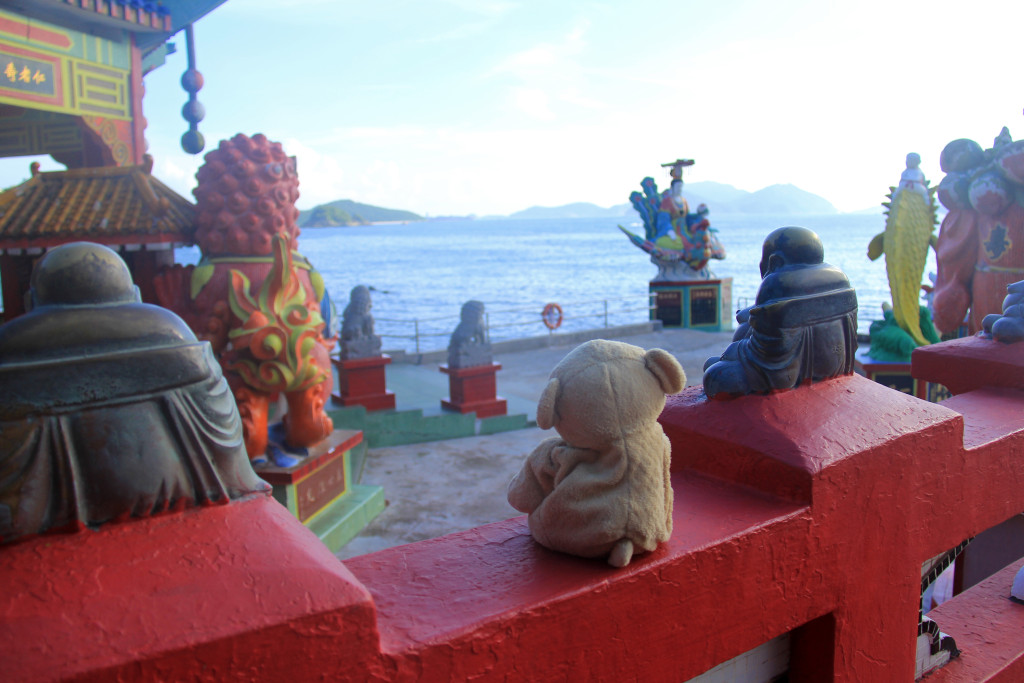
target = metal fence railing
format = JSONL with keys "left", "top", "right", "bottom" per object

{"left": 373, "top": 294, "right": 655, "bottom": 355}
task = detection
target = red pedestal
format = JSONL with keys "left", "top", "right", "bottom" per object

{"left": 332, "top": 354, "right": 396, "bottom": 411}
{"left": 439, "top": 362, "right": 507, "bottom": 418}
{"left": 913, "top": 334, "right": 1024, "bottom": 395}
{"left": 260, "top": 429, "right": 362, "bottom": 522}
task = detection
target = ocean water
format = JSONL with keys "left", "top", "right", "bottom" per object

{"left": 177, "top": 212, "right": 932, "bottom": 353}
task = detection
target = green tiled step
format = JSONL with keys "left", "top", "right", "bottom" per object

{"left": 306, "top": 484, "right": 386, "bottom": 553}
{"left": 479, "top": 413, "right": 532, "bottom": 435}
{"left": 328, "top": 405, "right": 533, "bottom": 448}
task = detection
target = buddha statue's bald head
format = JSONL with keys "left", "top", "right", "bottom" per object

{"left": 759, "top": 227, "right": 825, "bottom": 278}
{"left": 30, "top": 242, "right": 139, "bottom": 308}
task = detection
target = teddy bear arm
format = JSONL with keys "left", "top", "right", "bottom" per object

{"left": 507, "top": 437, "right": 566, "bottom": 513}
{"left": 661, "top": 433, "right": 674, "bottom": 531}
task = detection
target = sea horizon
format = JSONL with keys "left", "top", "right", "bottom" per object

{"left": 178, "top": 213, "right": 923, "bottom": 353}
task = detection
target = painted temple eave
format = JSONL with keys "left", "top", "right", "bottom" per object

{"left": 4, "top": 1, "right": 228, "bottom": 51}
{"left": 0, "top": 234, "right": 184, "bottom": 252}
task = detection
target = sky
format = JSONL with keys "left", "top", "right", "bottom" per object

{"left": 5, "top": 0, "right": 1023, "bottom": 216}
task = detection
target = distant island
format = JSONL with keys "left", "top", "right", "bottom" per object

{"left": 298, "top": 199, "right": 423, "bottom": 227}
{"left": 298, "top": 182, "right": 861, "bottom": 227}
{"left": 504, "top": 182, "right": 840, "bottom": 220}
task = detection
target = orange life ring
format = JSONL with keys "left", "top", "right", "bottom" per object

{"left": 542, "top": 302, "right": 563, "bottom": 330}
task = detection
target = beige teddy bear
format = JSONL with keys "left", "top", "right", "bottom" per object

{"left": 507, "top": 340, "right": 685, "bottom": 567}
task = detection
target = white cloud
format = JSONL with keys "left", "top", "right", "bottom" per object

{"left": 510, "top": 87, "right": 555, "bottom": 120}
{"left": 484, "top": 19, "right": 598, "bottom": 120}
{"left": 439, "top": 0, "right": 519, "bottom": 15}
{"left": 281, "top": 138, "right": 350, "bottom": 207}
{"left": 489, "top": 20, "right": 588, "bottom": 78}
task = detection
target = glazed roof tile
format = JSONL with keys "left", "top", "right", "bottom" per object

{"left": 0, "top": 163, "right": 196, "bottom": 248}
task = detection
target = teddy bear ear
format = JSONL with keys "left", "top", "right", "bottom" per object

{"left": 644, "top": 348, "right": 686, "bottom": 394}
{"left": 536, "top": 378, "right": 560, "bottom": 430}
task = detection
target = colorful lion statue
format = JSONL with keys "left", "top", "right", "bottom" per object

{"left": 155, "top": 133, "right": 334, "bottom": 465}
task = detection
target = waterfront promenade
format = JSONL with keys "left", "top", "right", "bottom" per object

{"left": 336, "top": 324, "right": 736, "bottom": 560}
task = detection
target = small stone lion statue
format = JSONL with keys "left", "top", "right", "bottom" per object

{"left": 447, "top": 300, "right": 492, "bottom": 368}
{"left": 340, "top": 285, "right": 382, "bottom": 360}
{"left": 507, "top": 340, "right": 685, "bottom": 567}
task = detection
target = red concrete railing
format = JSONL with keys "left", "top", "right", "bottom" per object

{"left": 3, "top": 338, "right": 1024, "bottom": 681}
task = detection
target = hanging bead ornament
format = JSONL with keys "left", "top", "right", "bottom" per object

{"left": 180, "top": 23, "right": 205, "bottom": 154}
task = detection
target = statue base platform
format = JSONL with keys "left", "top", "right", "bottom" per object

{"left": 259, "top": 429, "right": 384, "bottom": 552}
{"left": 440, "top": 362, "right": 507, "bottom": 418}
{"left": 912, "top": 334, "right": 1024, "bottom": 395}
{"left": 855, "top": 348, "right": 948, "bottom": 402}
{"left": 332, "top": 354, "right": 396, "bottom": 412}
{"left": 649, "top": 278, "right": 732, "bottom": 331}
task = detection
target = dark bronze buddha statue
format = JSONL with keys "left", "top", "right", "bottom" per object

{"left": 0, "top": 242, "right": 269, "bottom": 544}
{"left": 703, "top": 227, "right": 858, "bottom": 398}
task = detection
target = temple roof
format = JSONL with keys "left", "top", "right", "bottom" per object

{"left": 0, "top": 161, "right": 196, "bottom": 249}
{"left": 24, "top": 1, "right": 229, "bottom": 51}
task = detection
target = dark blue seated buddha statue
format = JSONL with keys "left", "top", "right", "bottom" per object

{"left": 703, "top": 227, "right": 858, "bottom": 398}
{"left": 0, "top": 242, "right": 269, "bottom": 544}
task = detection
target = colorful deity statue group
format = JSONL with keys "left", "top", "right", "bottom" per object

{"left": 931, "top": 128, "right": 1024, "bottom": 335}
{"left": 864, "top": 125, "right": 1024, "bottom": 352}
{"left": 619, "top": 159, "right": 726, "bottom": 281}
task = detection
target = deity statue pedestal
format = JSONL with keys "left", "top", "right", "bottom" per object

{"left": 911, "top": 334, "right": 1024, "bottom": 395}
{"left": 332, "top": 354, "right": 396, "bottom": 412}
{"left": 440, "top": 362, "right": 507, "bottom": 418}
{"left": 258, "top": 429, "right": 384, "bottom": 552}
{"left": 855, "top": 348, "right": 948, "bottom": 402}
{"left": 650, "top": 278, "right": 732, "bottom": 332}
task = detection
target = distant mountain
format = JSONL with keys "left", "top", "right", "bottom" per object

{"left": 680, "top": 182, "right": 837, "bottom": 214}
{"left": 299, "top": 181, "right": 838, "bottom": 226}
{"left": 734, "top": 184, "right": 837, "bottom": 215}
{"left": 683, "top": 181, "right": 749, "bottom": 208}
{"left": 507, "top": 202, "right": 632, "bottom": 220}
{"left": 298, "top": 199, "right": 423, "bottom": 227}
{"left": 506, "top": 182, "right": 837, "bottom": 220}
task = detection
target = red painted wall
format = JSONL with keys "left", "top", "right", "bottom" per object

{"left": 913, "top": 334, "right": 1024, "bottom": 395}
{"left": 4, "top": 341, "right": 1024, "bottom": 681}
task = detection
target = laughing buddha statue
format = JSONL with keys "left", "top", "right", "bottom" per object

{"left": 703, "top": 227, "right": 858, "bottom": 398}
{"left": 0, "top": 242, "right": 269, "bottom": 544}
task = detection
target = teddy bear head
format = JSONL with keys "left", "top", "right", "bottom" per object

{"left": 536, "top": 340, "right": 685, "bottom": 449}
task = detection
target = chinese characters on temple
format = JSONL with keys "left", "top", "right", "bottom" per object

{"left": 0, "top": 53, "right": 54, "bottom": 96}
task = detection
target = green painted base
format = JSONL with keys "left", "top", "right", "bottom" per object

{"left": 649, "top": 278, "right": 732, "bottom": 332}
{"left": 479, "top": 413, "right": 531, "bottom": 435}
{"left": 306, "top": 483, "right": 386, "bottom": 553}
{"left": 328, "top": 405, "right": 532, "bottom": 448}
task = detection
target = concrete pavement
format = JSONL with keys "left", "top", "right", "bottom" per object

{"left": 335, "top": 325, "right": 736, "bottom": 560}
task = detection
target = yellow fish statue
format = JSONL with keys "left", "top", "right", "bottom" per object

{"left": 867, "top": 153, "right": 939, "bottom": 348}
